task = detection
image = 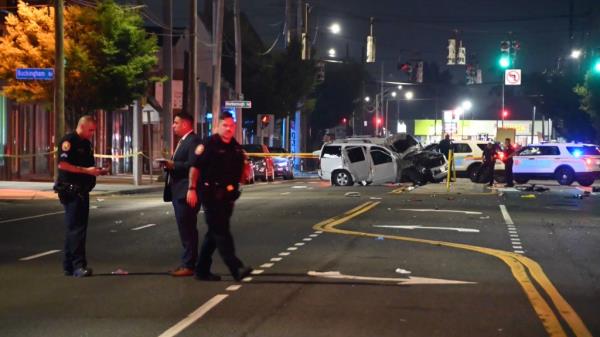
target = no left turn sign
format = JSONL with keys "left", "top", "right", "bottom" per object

{"left": 505, "top": 69, "right": 521, "bottom": 86}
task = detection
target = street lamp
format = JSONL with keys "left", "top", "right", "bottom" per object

{"left": 397, "top": 85, "right": 403, "bottom": 90}
{"left": 461, "top": 100, "right": 473, "bottom": 111}
{"left": 391, "top": 91, "right": 397, "bottom": 98}
{"left": 404, "top": 91, "right": 414, "bottom": 100}
{"left": 364, "top": 96, "right": 370, "bottom": 103}
{"left": 570, "top": 49, "right": 582, "bottom": 59}
{"left": 329, "top": 23, "right": 341, "bottom": 35}
{"left": 328, "top": 48, "right": 336, "bottom": 58}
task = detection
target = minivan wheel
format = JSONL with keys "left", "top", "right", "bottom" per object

{"left": 555, "top": 166, "right": 575, "bottom": 186}
{"left": 332, "top": 170, "right": 353, "bottom": 186}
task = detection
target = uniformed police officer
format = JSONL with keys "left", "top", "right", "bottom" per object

{"left": 160, "top": 113, "right": 202, "bottom": 277}
{"left": 188, "top": 112, "right": 253, "bottom": 282}
{"left": 503, "top": 138, "right": 515, "bottom": 187}
{"left": 55, "top": 116, "right": 107, "bottom": 277}
{"left": 477, "top": 141, "right": 498, "bottom": 187}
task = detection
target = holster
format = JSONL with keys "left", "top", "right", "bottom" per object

{"left": 53, "top": 182, "right": 84, "bottom": 203}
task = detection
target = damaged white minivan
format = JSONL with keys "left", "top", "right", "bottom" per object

{"left": 318, "top": 135, "right": 448, "bottom": 186}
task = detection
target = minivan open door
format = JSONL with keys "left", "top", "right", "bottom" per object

{"left": 343, "top": 146, "right": 370, "bottom": 183}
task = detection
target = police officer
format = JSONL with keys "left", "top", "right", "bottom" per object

{"left": 161, "top": 113, "right": 202, "bottom": 277}
{"left": 189, "top": 112, "right": 253, "bottom": 282}
{"left": 503, "top": 138, "right": 515, "bottom": 187}
{"left": 477, "top": 141, "right": 497, "bottom": 187}
{"left": 55, "top": 116, "right": 107, "bottom": 277}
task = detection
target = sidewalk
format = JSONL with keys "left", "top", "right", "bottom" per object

{"left": 0, "top": 175, "right": 163, "bottom": 201}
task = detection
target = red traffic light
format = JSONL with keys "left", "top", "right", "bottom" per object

{"left": 375, "top": 117, "right": 382, "bottom": 126}
{"left": 502, "top": 110, "right": 509, "bottom": 118}
{"left": 342, "top": 118, "right": 347, "bottom": 124}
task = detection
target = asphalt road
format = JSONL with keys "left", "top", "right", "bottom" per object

{"left": 0, "top": 179, "right": 598, "bottom": 337}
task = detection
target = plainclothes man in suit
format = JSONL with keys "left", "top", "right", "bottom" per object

{"left": 160, "top": 113, "right": 202, "bottom": 277}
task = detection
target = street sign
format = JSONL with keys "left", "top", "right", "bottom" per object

{"left": 225, "top": 100, "right": 252, "bottom": 109}
{"left": 16, "top": 68, "right": 54, "bottom": 80}
{"left": 505, "top": 69, "right": 521, "bottom": 86}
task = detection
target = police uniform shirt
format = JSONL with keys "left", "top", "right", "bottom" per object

{"left": 58, "top": 132, "right": 96, "bottom": 191}
{"left": 482, "top": 146, "right": 496, "bottom": 163}
{"left": 504, "top": 146, "right": 515, "bottom": 164}
{"left": 194, "top": 134, "right": 245, "bottom": 189}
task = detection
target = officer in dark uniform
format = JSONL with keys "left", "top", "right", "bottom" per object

{"left": 189, "top": 112, "right": 253, "bottom": 282}
{"left": 55, "top": 116, "right": 107, "bottom": 277}
{"left": 160, "top": 113, "right": 202, "bottom": 277}
{"left": 477, "top": 141, "right": 498, "bottom": 187}
{"left": 503, "top": 138, "right": 515, "bottom": 187}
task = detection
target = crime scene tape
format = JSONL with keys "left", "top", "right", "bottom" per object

{"left": 245, "top": 152, "right": 319, "bottom": 159}
{"left": 0, "top": 150, "right": 58, "bottom": 158}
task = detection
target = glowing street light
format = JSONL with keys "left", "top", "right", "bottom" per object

{"left": 391, "top": 91, "right": 397, "bottom": 98}
{"left": 328, "top": 48, "right": 336, "bottom": 58}
{"left": 364, "top": 96, "right": 371, "bottom": 102}
{"left": 570, "top": 49, "right": 582, "bottom": 59}
{"left": 397, "top": 85, "right": 403, "bottom": 90}
{"left": 404, "top": 91, "right": 414, "bottom": 100}
{"left": 461, "top": 100, "right": 473, "bottom": 111}
{"left": 329, "top": 23, "right": 341, "bottom": 35}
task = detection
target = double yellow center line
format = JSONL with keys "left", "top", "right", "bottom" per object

{"left": 313, "top": 201, "right": 592, "bottom": 337}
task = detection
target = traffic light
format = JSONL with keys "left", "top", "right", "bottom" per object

{"left": 341, "top": 117, "right": 347, "bottom": 124}
{"left": 375, "top": 117, "right": 382, "bottom": 126}
{"left": 261, "top": 115, "right": 270, "bottom": 128}
{"left": 593, "top": 58, "right": 600, "bottom": 74}
{"left": 502, "top": 110, "right": 509, "bottom": 119}
{"left": 499, "top": 55, "right": 510, "bottom": 69}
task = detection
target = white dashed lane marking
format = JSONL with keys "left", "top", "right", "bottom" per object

{"left": 19, "top": 249, "right": 61, "bottom": 261}
{"left": 500, "top": 205, "right": 525, "bottom": 254}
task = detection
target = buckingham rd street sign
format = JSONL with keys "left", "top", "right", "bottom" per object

{"left": 225, "top": 100, "right": 252, "bottom": 109}
{"left": 16, "top": 68, "right": 55, "bottom": 80}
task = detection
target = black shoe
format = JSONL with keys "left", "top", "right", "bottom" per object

{"left": 72, "top": 267, "right": 93, "bottom": 278}
{"left": 195, "top": 273, "right": 222, "bottom": 281}
{"left": 233, "top": 267, "right": 253, "bottom": 282}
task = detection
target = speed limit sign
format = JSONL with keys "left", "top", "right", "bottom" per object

{"left": 505, "top": 69, "right": 521, "bottom": 86}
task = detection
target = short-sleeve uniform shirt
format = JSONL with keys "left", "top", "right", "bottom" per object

{"left": 57, "top": 132, "right": 96, "bottom": 191}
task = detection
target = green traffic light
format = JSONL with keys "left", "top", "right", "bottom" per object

{"left": 499, "top": 55, "right": 510, "bottom": 69}
{"left": 594, "top": 60, "right": 600, "bottom": 73}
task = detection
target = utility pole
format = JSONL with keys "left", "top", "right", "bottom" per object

{"left": 132, "top": 100, "right": 142, "bottom": 186}
{"left": 163, "top": 0, "right": 173, "bottom": 154}
{"left": 379, "top": 62, "right": 384, "bottom": 136}
{"left": 233, "top": 0, "right": 242, "bottom": 142}
{"left": 189, "top": 0, "right": 198, "bottom": 132}
{"left": 53, "top": 0, "right": 65, "bottom": 179}
{"left": 211, "top": 0, "right": 225, "bottom": 132}
{"left": 285, "top": 0, "right": 293, "bottom": 47}
{"left": 531, "top": 105, "right": 536, "bottom": 144}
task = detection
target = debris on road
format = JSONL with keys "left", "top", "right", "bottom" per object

{"left": 111, "top": 268, "right": 129, "bottom": 275}
{"left": 345, "top": 192, "right": 361, "bottom": 197}
{"left": 480, "top": 216, "right": 490, "bottom": 220}
{"left": 114, "top": 220, "right": 123, "bottom": 224}
{"left": 395, "top": 268, "right": 412, "bottom": 276}
{"left": 521, "top": 194, "right": 536, "bottom": 199}
{"left": 96, "top": 198, "right": 105, "bottom": 202}
{"left": 376, "top": 236, "right": 385, "bottom": 240}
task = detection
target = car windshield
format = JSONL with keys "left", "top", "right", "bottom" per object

{"left": 241, "top": 144, "right": 264, "bottom": 153}
{"left": 566, "top": 146, "right": 600, "bottom": 156}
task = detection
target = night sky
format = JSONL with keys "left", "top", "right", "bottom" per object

{"left": 143, "top": 0, "right": 599, "bottom": 119}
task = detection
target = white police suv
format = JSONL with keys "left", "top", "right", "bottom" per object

{"left": 513, "top": 143, "right": 600, "bottom": 186}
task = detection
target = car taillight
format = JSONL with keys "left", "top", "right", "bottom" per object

{"left": 585, "top": 158, "right": 593, "bottom": 166}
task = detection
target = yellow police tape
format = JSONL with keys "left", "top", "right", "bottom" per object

{"left": 245, "top": 152, "right": 319, "bottom": 159}
{"left": 1, "top": 151, "right": 317, "bottom": 160}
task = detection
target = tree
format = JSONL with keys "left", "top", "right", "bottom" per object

{"left": 574, "top": 71, "right": 600, "bottom": 142}
{"left": 0, "top": 0, "right": 159, "bottom": 128}
{"left": 311, "top": 61, "right": 367, "bottom": 130}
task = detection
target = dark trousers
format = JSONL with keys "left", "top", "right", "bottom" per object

{"left": 62, "top": 193, "right": 90, "bottom": 272}
{"left": 172, "top": 199, "right": 200, "bottom": 269}
{"left": 505, "top": 160, "right": 514, "bottom": 185}
{"left": 477, "top": 161, "right": 495, "bottom": 185}
{"left": 196, "top": 199, "right": 243, "bottom": 277}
